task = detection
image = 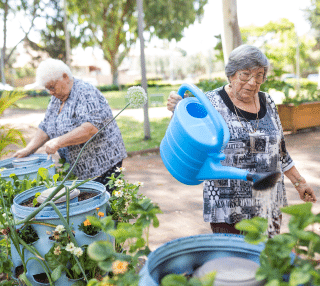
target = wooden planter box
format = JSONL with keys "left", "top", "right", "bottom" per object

{"left": 277, "top": 101, "right": 320, "bottom": 133}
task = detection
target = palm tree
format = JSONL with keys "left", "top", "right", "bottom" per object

{"left": 0, "top": 91, "right": 27, "bottom": 158}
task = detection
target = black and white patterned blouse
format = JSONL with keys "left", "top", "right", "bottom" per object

{"left": 203, "top": 86, "right": 294, "bottom": 236}
{"left": 39, "top": 78, "right": 127, "bottom": 180}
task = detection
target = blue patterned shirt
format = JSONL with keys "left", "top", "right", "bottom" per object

{"left": 39, "top": 78, "right": 127, "bottom": 179}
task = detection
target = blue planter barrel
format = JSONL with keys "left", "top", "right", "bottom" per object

{"left": 11, "top": 180, "right": 111, "bottom": 286}
{"left": 139, "top": 233, "right": 265, "bottom": 286}
{"left": 0, "top": 154, "right": 55, "bottom": 182}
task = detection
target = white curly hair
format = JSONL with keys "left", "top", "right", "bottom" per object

{"left": 36, "top": 58, "right": 73, "bottom": 87}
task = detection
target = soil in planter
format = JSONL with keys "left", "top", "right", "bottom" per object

{"left": 17, "top": 224, "right": 39, "bottom": 244}
{"left": 20, "top": 191, "right": 99, "bottom": 207}
{"left": 15, "top": 265, "right": 24, "bottom": 278}
{"left": 33, "top": 273, "right": 50, "bottom": 284}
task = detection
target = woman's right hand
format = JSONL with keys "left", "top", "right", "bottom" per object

{"left": 167, "top": 91, "right": 183, "bottom": 112}
{"left": 12, "top": 148, "right": 32, "bottom": 158}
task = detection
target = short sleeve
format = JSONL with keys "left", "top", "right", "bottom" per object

{"left": 74, "top": 88, "right": 113, "bottom": 130}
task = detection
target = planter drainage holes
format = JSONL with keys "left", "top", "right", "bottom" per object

{"left": 33, "top": 273, "right": 50, "bottom": 285}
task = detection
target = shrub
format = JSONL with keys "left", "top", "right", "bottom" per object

{"left": 97, "top": 84, "right": 120, "bottom": 92}
{"left": 197, "top": 78, "right": 228, "bottom": 92}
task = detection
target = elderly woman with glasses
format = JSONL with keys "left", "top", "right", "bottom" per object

{"left": 167, "top": 45, "right": 316, "bottom": 237}
{"left": 14, "top": 58, "right": 127, "bottom": 192}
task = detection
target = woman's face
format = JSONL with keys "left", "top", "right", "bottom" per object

{"left": 229, "top": 67, "right": 265, "bottom": 101}
{"left": 45, "top": 73, "right": 72, "bottom": 102}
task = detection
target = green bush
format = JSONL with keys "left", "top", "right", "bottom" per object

{"left": 125, "top": 78, "right": 172, "bottom": 88}
{"left": 97, "top": 84, "right": 121, "bottom": 92}
{"left": 197, "top": 78, "right": 228, "bottom": 92}
{"left": 25, "top": 89, "right": 50, "bottom": 97}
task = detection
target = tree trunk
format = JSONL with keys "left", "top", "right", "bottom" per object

{"left": 137, "top": 0, "right": 151, "bottom": 140}
{"left": 1, "top": 0, "right": 8, "bottom": 85}
{"left": 221, "top": 0, "right": 242, "bottom": 64}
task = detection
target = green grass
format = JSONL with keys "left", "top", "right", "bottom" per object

{"left": 13, "top": 86, "right": 179, "bottom": 110}
{"left": 116, "top": 116, "right": 170, "bottom": 152}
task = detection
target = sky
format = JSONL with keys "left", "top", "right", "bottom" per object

{"left": 173, "top": 0, "right": 312, "bottom": 55}
{"left": 4, "top": 0, "right": 313, "bottom": 57}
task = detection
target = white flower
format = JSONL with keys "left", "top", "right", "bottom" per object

{"left": 55, "top": 225, "right": 65, "bottom": 234}
{"left": 73, "top": 247, "right": 83, "bottom": 257}
{"left": 126, "top": 86, "right": 147, "bottom": 108}
{"left": 2, "top": 213, "right": 6, "bottom": 217}
{"left": 53, "top": 246, "right": 61, "bottom": 256}
{"left": 134, "top": 181, "right": 144, "bottom": 187}
{"left": 114, "top": 190, "right": 123, "bottom": 198}
{"left": 114, "top": 179, "right": 124, "bottom": 187}
{"left": 115, "top": 167, "right": 126, "bottom": 173}
{"left": 65, "top": 242, "right": 75, "bottom": 252}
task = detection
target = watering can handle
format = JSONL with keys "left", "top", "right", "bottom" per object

{"left": 178, "top": 83, "right": 230, "bottom": 150}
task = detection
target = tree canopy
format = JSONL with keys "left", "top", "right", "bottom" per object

{"left": 68, "top": 0, "right": 208, "bottom": 85}
{"left": 241, "top": 18, "right": 317, "bottom": 77}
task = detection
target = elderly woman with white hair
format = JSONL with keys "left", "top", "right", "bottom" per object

{"left": 14, "top": 58, "right": 127, "bottom": 192}
{"left": 167, "top": 45, "right": 317, "bottom": 237}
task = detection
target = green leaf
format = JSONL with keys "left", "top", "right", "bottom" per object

{"left": 97, "top": 260, "right": 112, "bottom": 271}
{"left": 235, "top": 217, "right": 268, "bottom": 233}
{"left": 51, "top": 265, "right": 64, "bottom": 282}
{"left": 87, "top": 241, "right": 114, "bottom": 261}
{"left": 53, "top": 174, "right": 59, "bottom": 184}
{"left": 281, "top": 203, "right": 312, "bottom": 217}
{"left": 160, "top": 274, "right": 188, "bottom": 285}
{"left": 38, "top": 167, "right": 49, "bottom": 180}
{"left": 289, "top": 267, "right": 312, "bottom": 286}
{"left": 18, "top": 272, "right": 32, "bottom": 286}
{"left": 71, "top": 280, "right": 86, "bottom": 286}
{"left": 199, "top": 271, "right": 216, "bottom": 286}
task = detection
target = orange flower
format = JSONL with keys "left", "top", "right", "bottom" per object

{"left": 83, "top": 219, "right": 91, "bottom": 226}
{"left": 96, "top": 207, "right": 100, "bottom": 211}
{"left": 112, "top": 260, "right": 129, "bottom": 274}
{"left": 98, "top": 212, "right": 104, "bottom": 217}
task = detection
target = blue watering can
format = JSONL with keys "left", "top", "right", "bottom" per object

{"left": 160, "top": 83, "right": 280, "bottom": 190}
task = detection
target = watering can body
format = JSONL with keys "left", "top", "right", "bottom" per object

{"left": 160, "top": 84, "right": 250, "bottom": 186}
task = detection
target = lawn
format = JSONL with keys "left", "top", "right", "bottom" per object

{"left": 13, "top": 86, "right": 179, "bottom": 110}
{"left": 115, "top": 116, "right": 170, "bottom": 153}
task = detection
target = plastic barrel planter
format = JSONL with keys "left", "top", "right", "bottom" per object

{"left": 0, "top": 154, "right": 55, "bottom": 182}
{"left": 11, "top": 180, "right": 111, "bottom": 286}
{"left": 139, "top": 233, "right": 265, "bottom": 286}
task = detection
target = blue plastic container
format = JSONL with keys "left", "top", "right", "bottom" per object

{"left": 0, "top": 154, "right": 55, "bottom": 182}
{"left": 160, "top": 83, "right": 251, "bottom": 186}
{"left": 11, "top": 180, "right": 111, "bottom": 286}
{"left": 139, "top": 233, "right": 265, "bottom": 286}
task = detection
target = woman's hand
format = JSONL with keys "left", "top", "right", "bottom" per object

{"left": 43, "top": 138, "right": 60, "bottom": 155}
{"left": 295, "top": 180, "right": 317, "bottom": 203}
{"left": 167, "top": 91, "right": 183, "bottom": 112}
{"left": 13, "top": 148, "right": 32, "bottom": 158}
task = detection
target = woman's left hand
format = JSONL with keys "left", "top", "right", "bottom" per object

{"left": 43, "top": 138, "right": 60, "bottom": 155}
{"left": 295, "top": 181, "right": 317, "bottom": 203}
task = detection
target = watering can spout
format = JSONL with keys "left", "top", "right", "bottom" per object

{"left": 196, "top": 154, "right": 248, "bottom": 181}
{"left": 196, "top": 155, "right": 281, "bottom": 190}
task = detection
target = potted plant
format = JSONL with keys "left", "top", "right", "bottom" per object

{"left": 261, "top": 78, "right": 320, "bottom": 133}
{"left": 235, "top": 202, "right": 320, "bottom": 285}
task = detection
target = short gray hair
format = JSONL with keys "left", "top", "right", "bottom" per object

{"left": 225, "top": 45, "right": 269, "bottom": 81}
{"left": 36, "top": 58, "right": 73, "bottom": 87}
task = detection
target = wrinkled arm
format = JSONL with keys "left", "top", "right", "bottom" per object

{"left": 284, "top": 165, "right": 317, "bottom": 203}
{"left": 13, "top": 128, "right": 49, "bottom": 158}
{"left": 43, "top": 122, "right": 98, "bottom": 155}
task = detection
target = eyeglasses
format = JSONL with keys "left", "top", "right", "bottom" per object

{"left": 238, "top": 71, "right": 265, "bottom": 84}
{"left": 46, "top": 80, "right": 58, "bottom": 92}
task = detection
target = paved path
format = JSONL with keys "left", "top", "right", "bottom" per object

{"left": 1, "top": 108, "right": 320, "bottom": 251}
